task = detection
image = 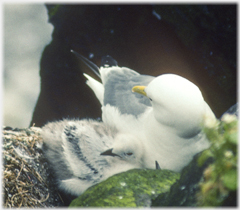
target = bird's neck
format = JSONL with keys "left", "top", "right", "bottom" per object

{"left": 152, "top": 103, "right": 205, "bottom": 138}
{"left": 140, "top": 109, "right": 204, "bottom": 171}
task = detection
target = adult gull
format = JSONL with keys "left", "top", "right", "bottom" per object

{"left": 72, "top": 50, "right": 217, "bottom": 172}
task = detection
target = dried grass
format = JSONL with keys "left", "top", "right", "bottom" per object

{"left": 2, "top": 126, "right": 63, "bottom": 208}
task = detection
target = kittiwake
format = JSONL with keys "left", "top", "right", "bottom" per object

{"left": 72, "top": 50, "right": 217, "bottom": 172}
{"left": 41, "top": 119, "right": 146, "bottom": 197}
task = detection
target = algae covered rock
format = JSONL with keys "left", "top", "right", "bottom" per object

{"left": 69, "top": 169, "right": 180, "bottom": 207}
{"left": 151, "top": 152, "right": 213, "bottom": 207}
{"left": 152, "top": 112, "right": 238, "bottom": 207}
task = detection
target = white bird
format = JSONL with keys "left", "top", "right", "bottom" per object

{"left": 72, "top": 51, "right": 217, "bottom": 172}
{"left": 41, "top": 119, "right": 146, "bottom": 197}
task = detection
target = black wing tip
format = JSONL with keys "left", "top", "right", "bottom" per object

{"left": 70, "top": 49, "right": 86, "bottom": 60}
{"left": 70, "top": 49, "right": 80, "bottom": 56}
{"left": 70, "top": 49, "right": 101, "bottom": 79}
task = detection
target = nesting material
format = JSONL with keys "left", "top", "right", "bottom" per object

{"left": 2, "top": 126, "right": 63, "bottom": 208}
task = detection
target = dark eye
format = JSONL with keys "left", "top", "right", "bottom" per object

{"left": 126, "top": 152, "right": 133, "bottom": 156}
{"left": 149, "top": 98, "right": 152, "bottom": 101}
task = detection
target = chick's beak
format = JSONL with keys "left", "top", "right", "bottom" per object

{"left": 132, "top": 86, "right": 147, "bottom": 96}
{"left": 100, "top": 148, "right": 121, "bottom": 158}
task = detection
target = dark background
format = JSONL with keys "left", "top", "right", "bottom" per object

{"left": 30, "top": 4, "right": 237, "bottom": 127}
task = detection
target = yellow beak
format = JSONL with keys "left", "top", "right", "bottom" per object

{"left": 132, "top": 86, "right": 147, "bottom": 96}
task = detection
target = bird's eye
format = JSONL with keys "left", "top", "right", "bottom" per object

{"left": 149, "top": 98, "right": 152, "bottom": 101}
{"left": 126, "top": 152, "right": 133, "bottom": 156}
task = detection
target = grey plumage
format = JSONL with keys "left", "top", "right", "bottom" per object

{"left": 75, "top": 52, "right": 216, "bottom": 172}
{"left": 42, "top": 119, "right": 146, "bottom": 196}
{"left": 71, "top": 50, "right": 154, "bottom": 116}
{"left": 103, "top": 68, "right": 154, "bottom": 116}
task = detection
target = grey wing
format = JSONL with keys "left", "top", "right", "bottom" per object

{"left": 103, "top": 67, "right": 154, "bottom": 116}
{"left": 41, "top": 120, "right": 75, "bottom": 180}
{"left": 61, "top": 120, "right": 116, "bottom": 182}
{"left": 41, "top": 119, "right": 107, "bottom": 182}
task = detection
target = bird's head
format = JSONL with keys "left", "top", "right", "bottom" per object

{"left": 100, "top": 133, "right": 144, "bottom": 167}
{"left": 132, "top": 74, "right": 210, "bottom": 136}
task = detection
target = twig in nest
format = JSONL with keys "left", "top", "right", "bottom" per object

{"left": 16, "top": 161, "right": 24, "bottom": 180}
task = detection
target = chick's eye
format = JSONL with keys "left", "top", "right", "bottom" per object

{"left": 126, "top": 152, "right": 133, "bottom": 156}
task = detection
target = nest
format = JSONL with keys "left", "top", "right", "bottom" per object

{"left": 2, "top": 126, "right": 63, "bottom": 208}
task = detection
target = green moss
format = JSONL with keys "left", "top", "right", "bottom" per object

{"left": 197, "top": 114, "right": 238, "bottom": 206}
{"left": 69, "top": 169, "right": 180, "bottom": 207}
{"left": 222, "top": 169, "right": 237, "bottom": 191}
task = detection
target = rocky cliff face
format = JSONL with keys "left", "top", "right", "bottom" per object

{"left": 3, "top": 4, "right": 237, "bottom": 207}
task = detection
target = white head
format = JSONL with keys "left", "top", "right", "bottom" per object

{"left": 132, "top": 74, "right": 207, "bottom": 137}
{"left": 101, "top": 133, "right": 144, "bottom": 168}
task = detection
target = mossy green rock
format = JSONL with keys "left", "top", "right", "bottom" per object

{"left": 69, "top": 169, "right": 179, "bottom": 207}
{"left": 152, "top": 113, "right": 237, "bottom": 207}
